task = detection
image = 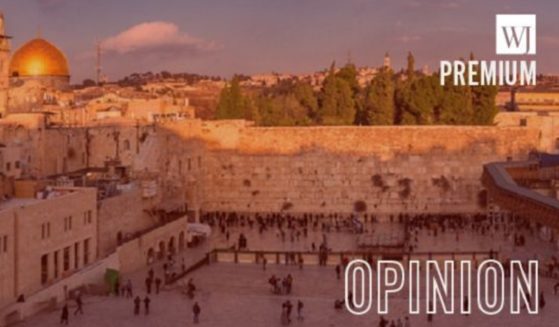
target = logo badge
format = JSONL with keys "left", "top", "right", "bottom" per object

{"left": 496, "top": 14, "right": 536, "bottom": 55}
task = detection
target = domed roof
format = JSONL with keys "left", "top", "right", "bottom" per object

{"left": 9, "top": 38, "right": 69, "bottom": 78}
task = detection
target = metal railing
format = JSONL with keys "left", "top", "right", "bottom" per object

{"left": 164, "top": 248, "right": 499, "bottom": 286}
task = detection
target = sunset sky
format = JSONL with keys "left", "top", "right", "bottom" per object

{"left": 1, "top": 0, "right": 558, "bottom": 83}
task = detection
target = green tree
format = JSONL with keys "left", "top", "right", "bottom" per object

{"left": 468, "top": 53, "right": 498, "bottom": 125}
{"left": 406, "top": 51, "right": 415, "bottom": 80}
{"left": 363, "top": 67, "right": 395, "bottom": 125}
{"left": 292, "top": 81, "right": 318, "bottom": 122}
{"left": 437, "top": 83, "right": 474, "bottom": 124}
{"left": 336, "top": 63, "right": 360, "bottom": 96}
{"left": 82, "top": 79, "right": 96, "bottom": 87}
{"left": 395, "top": 75, "right": 440, "bottom": 125}
{"left": 215, "top": 76, "right": 251, "bottom": 119}
{"left": 471, "top": 84, "right": 498, "bottom": 125}
{"left": 336, "top": 63, "right": 367, "bottom": 125}
{"left": 250, "top": 79, "right": 317, "bottom": 126}
{"left": 253, "top": 95, "right": 280, "bottom": 126}
{"left": 317, "top": 63, "right": 356, "bottom": 125}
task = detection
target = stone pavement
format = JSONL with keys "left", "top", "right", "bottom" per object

{"left": 15, "top": 221, "right": 559, "bottom": 327}
{"left": 17, "top": 263, "right": 559, "bottom": 327}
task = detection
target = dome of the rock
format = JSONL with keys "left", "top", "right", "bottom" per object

{"left": 10, "top": 38, "right": 69, "bottom": 78}
{"left": 8, "top": 38, "right": 70, "bottom": 90}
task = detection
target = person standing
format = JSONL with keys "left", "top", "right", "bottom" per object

{"left": 281, "top": 302, "right": 289, "bottom": 325}
{"left": 126, "top": 279, "right": 133, "bottom": 298}
{"left": 286, "top": 274, "right": 293, "bottom": 294}
{"left": 155, "top": 277, "right": 162, "bottom": 294}
{"left": 74, "top": 294, "right": 83, "bottom": 315}
{"left": 133, "top": 296, "right": 141, "bottom": 315}
{"left": 193, "top": 302, "right": 201, "bottom": 324}
{"left": 60, "top": 304, "right": 69, "bottom": 325}
{"left": 114, "top": 279, "right": 120, "bottom": 297}
{"left": 144, "top": 296, "right": 151, "bottom": 315}
{"left": 378, "top": 316, "right": 388, "bottom": 327}
{"left": 285, "top": 300, "right": 293, "bottom": 323}
{"left": 145, "top": 277, "right": 152, "bottom": 294}
{"left": 297, "top": 300, "right": 304, "bottom": 321}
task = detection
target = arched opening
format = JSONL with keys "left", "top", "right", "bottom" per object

{"left": 179, "top": 231, "right": 185, "bottom": 250}
{"left": 147, "top": 248, "right": 155, "bottom": 265}
{"left": 14, "top": 125, "right": 27, "bottom": 145}
{"left": 168, "top": 236, "right": 176, "bottom": 256}
{"left": 158, "top": 241, "right": 166, "bottom": 260}
{"left": 123, "top": 139, "right": 131, "bottom": 151}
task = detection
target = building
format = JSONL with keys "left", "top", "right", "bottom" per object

{"left": 0, "top": 185, "right": 97, "bottom": 309}
{"left": 9, "top": 38, "right": 70, "bottom": 90}
{"left": 1, "top": 25, "right": 71, "bottom": 116}
{"left": 0, "top": 13, "right": 10, "bottom": 118}
{"left": 383, "top": 52, "right": 391, "bottom": 69}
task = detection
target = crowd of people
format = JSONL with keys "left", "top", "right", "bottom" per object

{"left": 54, "top": 209, "right": 558, "bottom": 326}
{"left": 268, "top": 274, "right": 294, "bottom": 295}
{"left": 201, "top": 210, "right": 374, "bottom": 248}
{"left": 280, "top": 299, "right": 304, "bottom": 325}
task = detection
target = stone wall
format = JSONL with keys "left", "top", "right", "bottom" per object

{"left": 0, "top": 209, "right": 15, "bottom": 309}
{"left": 0, "top": 253, "right": 119, "bottom": 327}
{"left": 116, "top": 217, "right": 188, "bottom": 274}
{"left": 2, "top": 113, "right": 558, "bottom": 217}
{"left": 97, "top": 188, "right": 153, "bottom": 258}
{"left": 186, "top": 124, "right": 542, "bottom": 214}
{"left": 14, "top": 187, "right": 97, "bottom": 298}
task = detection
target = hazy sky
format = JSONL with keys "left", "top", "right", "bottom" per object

{"left": 1, "top": 0, "right": 558, "bottom": 83}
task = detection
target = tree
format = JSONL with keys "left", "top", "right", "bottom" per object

{"left": 468, "top": 53, "right": 498, "bottom": 125}
{"left": 437, "top": 83, "right": 474, "bottom": 124}
{"left": 249, "top": 79, "right": 317, "bottom": 126}
{"left": 292, "top": 81, "right": 318, "bottom": 122}
{"left": 82, "top": 79, "right": 96, "bottom": 87}
{"left": 336, "top": 63, "right": 366, "bottom": 125}
{"left": 471, "top": 84, "right": 498, "bottom": 125}
{"left": 215, "top": 76, "right": 251, "bottom": 119}
{"left": 406, "top": 52, "right": 415, "bottom": 80}
{"left": 363, "top": 67, "right": 395, "bottom": 125}
{"left": 317, "top": 63, "right": 356, "bottom": 125}
{"left": 336, "top": 63, "right": 360, "bottom": 96}
{"left": 395, "top": 75, "right": 439, "bottom": 125}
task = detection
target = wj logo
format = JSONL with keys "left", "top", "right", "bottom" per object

{"left": 496, "top": 14, "right": 536, "bottom": 55}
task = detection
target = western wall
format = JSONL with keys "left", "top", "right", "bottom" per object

{"left": 158, "top": 114, "right": 559, "bottom": 216}
{"left": 2, "top": 113, "right": 558, "bottom": 218}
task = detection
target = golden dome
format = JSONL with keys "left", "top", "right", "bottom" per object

{"left": 9, "top": 38, "right": 69, "bottom": 78}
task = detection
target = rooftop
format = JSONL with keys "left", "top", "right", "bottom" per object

{"left": 0, "top": 187, "right": 79, "bottom": 212}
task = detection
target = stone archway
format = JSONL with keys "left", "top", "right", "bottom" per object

{"left": 168, "top": 236, "right": 176, "bottom": 256}
{"left": 147, "top": 248, "right": 155, "bottom": 265}
{"left": 179, "top": 231, "right": 185, "bottom": 250}
{"left": 158, "top": 241, "right": 166, "bottom": 260}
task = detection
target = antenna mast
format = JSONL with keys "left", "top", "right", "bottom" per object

{"left": 96, "top": 41, "right": 102, "bottom": 85}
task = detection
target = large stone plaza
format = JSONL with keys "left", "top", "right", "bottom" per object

{"left": 14, "top": 218, "right": 559, "bottom": 327}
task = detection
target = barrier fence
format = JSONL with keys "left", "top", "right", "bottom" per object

{"left": 209, "top": 249, "right": 498, "bottom": 267}
{"left": 165, "top": 248, "right": 500, "bottom": 286}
